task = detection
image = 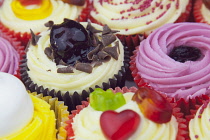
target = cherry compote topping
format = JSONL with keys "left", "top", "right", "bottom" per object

{"left": 169, "top": 45, "right": 201, "bottom": 63}
{"left": 50, "top": 19, "right": 95, "bottom": 66}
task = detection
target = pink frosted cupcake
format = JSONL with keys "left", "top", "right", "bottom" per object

{"left": 0, "top": 0, "right": 88, "bottom": 47}
{"left": 65, "top": 87, "right": 188, "bottom": 140}
{"left": 130, "top": 22, "right": 210, "bottom": 115}
{"left": 0, "top": 31, "right": 24, "bottom": 79}
{"left": 89, "top": 0, "right": 192, "bottom": 50}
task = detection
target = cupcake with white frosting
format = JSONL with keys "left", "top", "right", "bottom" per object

{"left": 20, "top": 19, "right": 128, "bottom": 111}
{"left": 89, "top": 0, "right": 192, "bottom": 50}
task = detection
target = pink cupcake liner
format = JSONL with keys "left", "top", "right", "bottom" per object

{"left": 0, "top": 30, "right": 25, "bottom": 79}
{"left": 65, "top": 86, "right": 188, "bottom": 140}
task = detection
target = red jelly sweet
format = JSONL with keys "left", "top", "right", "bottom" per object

{"left": 132, "top": 86, "right": 172, "bottom": 123}
{"left": 100, "top": 110, "right": 140, "bottom": 140}
{"left": 18, "top": 0, "right": 42, "bottom": 6}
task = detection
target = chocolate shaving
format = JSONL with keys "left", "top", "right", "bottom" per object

{"left": 92, "top": 55, "right": 99, "bottom": 61}
{"left": 97, "top": 51, "right": 111, "bottom": 62}
{"left": 67, "top": 0, "right": 86, "bottom": 6}
{"left": 102, "top": 33, "right": 116, "bottom": 46}
{"left": 30, "top": 29, "right": 41, "bottom": 46}
{"left": 58, "top": 59, "right": 67, "bottom": 66}
{"left": 44, "top": 20, "right": 54, "bottom": 28}
{"left": 87, "top": 44, "right": 100, "bottom": 60}
{"left": 102, "top": 24, "right": 119, "bottom": 35}
{"left": 57, "top": 66, "right": 74, "bottom": 73}
{"left": 91, "top": 61, "right": 102, "bottom": 67}
{"left": 86, "top": 22, "right": 102, "bottom": 34}
{"left": 44, "top": 47, "right": 54, "bottom": 60}
{"left": 103, "top": 45, "right": 119, "bottom": 60}
{"left": 75, "top": 63, "right": 93, "bottom": 73}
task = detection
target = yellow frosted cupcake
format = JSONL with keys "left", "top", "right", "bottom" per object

{"left": 0, "top": 0, "right": 87, "bottom": 46}
{"left": 0, "top": 72, "right": 69, "bottom": 140}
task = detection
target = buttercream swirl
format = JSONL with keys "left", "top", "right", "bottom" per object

{"left": 26, "top": 22, "right": 124, "bottom": 95}
{"left": 90, "top": 0, "right": 189, "bottom": 35}
{"left": 1, "top": 95, "right": 56, "bottom": 140}
{"left": 136, "top": 23, "right": 210, "bottom": 100}
{"left": 0, "top": 0, "right": 84, "bottom": 33}
{"left": 201, "top": 1, "right": 210, "bottom": 24}
{"left": 0, "top": 37, "right": 19, "bottom": 75}
{"left": 71, "top": 92, "right": 178, "bottom": 140}
{"left": 189, "top": 102, "right": 210, "bottom": 140}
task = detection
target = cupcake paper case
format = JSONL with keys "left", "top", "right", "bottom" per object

{"left": 0, "top": 72, "right": 69, "bottom": 140}
{"left": 65, "top": 87, "right": 188, "bottom": 140}
{"left": 130, "top": 22, "right": 210, "bottom": 115}
{"left": 0, "top": 31, "right": 25, "bottom": 79}
{"left": 20, "top": 19, "right": 129, "bottom": 111}
{"left": 0, "top": 0, "right": 88, "bottom": 47}
{"left": 89, "top": 0, "right": 192, "bottom": 50}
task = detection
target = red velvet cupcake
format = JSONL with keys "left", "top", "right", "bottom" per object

{"left": 0, "top": 0, "right": 89, "bottom": 47}
{"left": 65, "top": 87, "right": 188, "bottom": 140}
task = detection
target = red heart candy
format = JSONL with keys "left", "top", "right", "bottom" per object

{"left": 100, "top": 110, "right": 140, "bottom": 140}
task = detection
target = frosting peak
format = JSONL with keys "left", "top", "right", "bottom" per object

{"left": 0, "top": 72, "right": 34, "bottom": 137}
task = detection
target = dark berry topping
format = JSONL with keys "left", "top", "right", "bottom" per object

{"left": 50, "top": 19, "right": 94, "bottom": 66}
{"left": 203, "top": 0, "right": 210, "bottom": 10}
{"left": 43, "top": 19, "right": 119, "bottom": 73}
{"left": 169, "top": 46, "right": 201, "bottom": 63}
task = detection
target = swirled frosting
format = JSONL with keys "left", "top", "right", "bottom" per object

{"left": 0, "top": 0, "right": 84, "bottom": 33}
{"left": 90, "top": 0, "right": 189, "bottom": 35}
{"left": 189, "top": 102, "right": 210, "bottom": 140}
{"left": 71, "top": 92, "right": 178, "bottom": 140}
{"left": 0, "top": 37, "right": 19, "bottom": 75}
{"left": 0, "top": 72, "right": 57, "bottom": 140}
{"left": 26, "top": 22, "right": 124, "bottom": 95}
{"left": 200, "top": 1, "right": 210, "bottom": 24}
{"left": 135, "top": 22, "right": 210, "bottom": 100}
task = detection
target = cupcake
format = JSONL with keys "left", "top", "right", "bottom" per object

{"left": 0, "top": 0, "right": 88, "bottom": 46}
{"left": 0, "top": 31, "right": 24, "bottom": 79}
{"left": 130, "top": 22, "right": 210, "bottom": 115}
{"left": 20, "top": 19, "right": 128, "bottom": 111}
{"left": 65, "top": 86, "right": 188, "bottom": 140}
{"left": 89, "top": 0, "right": 192, "bottom": 50}
{"left": 0, "top": 72, "right": 69, "bottom": 140}
{"left": 188, "top": 100, "right": 210, "bottom": 140}
{"left": 194, "top": 0, "right": 210, "bottom": 24}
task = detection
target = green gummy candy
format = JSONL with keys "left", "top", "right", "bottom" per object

{"left": 90, "top": 88, "right": 126, "bottom": 111}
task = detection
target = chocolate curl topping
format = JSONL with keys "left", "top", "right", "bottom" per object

{"left": 97, "top": 51, "right": 111, "bottom": 62}
{"left": 44, "top": 47, "right": 54, "bottom": 60}
{"left": 87, "top": 44, "right": 101, "bottom": 60}
{"left": 103, "top": 42, "right": 119, "bottom": 60}
{"left": 44, "top": 20, "right": 54, "bottom": 28}
{"left": 57, "top": 66, "right": 74, "bottom": 73}
{"left": 63, "top": 0, "right": 85, "bottom": 6}
{"left": 102, "top": 24, "right": 119, "bottom": 35}
{"left": 75, "top": 63, "right": 93, "bottom": 73}
{"left": 203, "top": 0, "right": 210, "bottom": 10}
{"left": 30, "top": 29, "right": 41, "bottom": 46}
{"left": 87, "top": 22, "right": 102, "bottom": 34}
{"left": 102, "top": 33, "right": 117, "bottom": 46}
